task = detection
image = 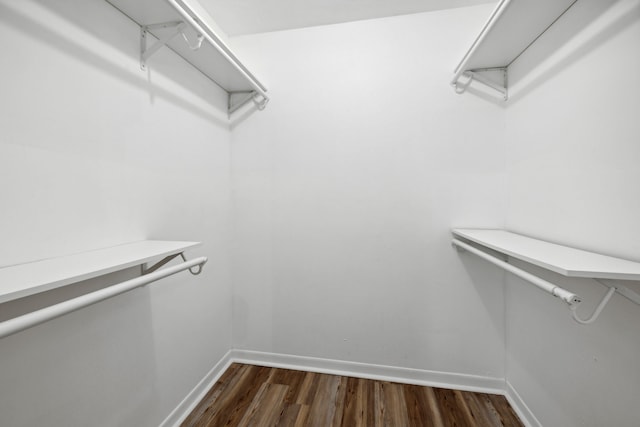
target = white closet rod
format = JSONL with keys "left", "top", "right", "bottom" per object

{"left": 455, "top": 71, "right": 508, "bottom": 100}
{"left": 452, "top": 238, "right": 581, "bottom": 305}
{"left": 0, "top": 256, "right": 207, "bottom": 340}
{"left": 166, "top": 0, "right": 269, "bottom": 103}
{"left": 451, "top": 0, "right": 512, "bottom": 89}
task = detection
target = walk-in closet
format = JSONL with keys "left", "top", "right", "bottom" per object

{"left": 1, "top": 0, "right": 639, "bottom": 425}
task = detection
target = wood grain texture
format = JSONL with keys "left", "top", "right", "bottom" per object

{"left": 181, "top": 363, "right": 524, "bottom": 427}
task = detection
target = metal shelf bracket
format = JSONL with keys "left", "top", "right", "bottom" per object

{"left": 570, "top": 278, "right": 640, "bottom": 324}
{"left": 140, "top": 21, "right": 204, "bottom": 70}
{"left": 228, "top": 91, "right": 270, "bottom": 116}
{"left": 453, "top": 237, "right": 640, "bottom": 324}
{"left": 453, "top": 67, "right": 508, "bottom": 100}
{"left": 570, "top": 285, "right": 616, "bottom": 325}
{"left": 142, "top": 252, "right": 202, "bottom": 276}
{"left": 141, "top": 21, "right": 184, "bottom": 70}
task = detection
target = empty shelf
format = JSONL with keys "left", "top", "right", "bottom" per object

{"left": 0, "top": 240, "right": 201, "bottom": 304}
{"left": 105, "top": 0, "right": 268, "bottom": 112}
{"left": 452, "top": 0, "right": 577, "bottom": 98}
{"left": 452, "top": 229, "right": 640, "bottom": 281}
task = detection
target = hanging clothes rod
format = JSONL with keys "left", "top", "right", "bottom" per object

{"left": 454, "top": 70, "right": 508, "bottom": 100}
{"left": 452, "top": 238, "right": 581, "bottom": 305}
{"left": 0, "top": 256, "right": 207, "bottom": 340}
{"left": 166, "top": 0, "right": 269, "bottom": 106}
{"left": 451, "top": 0, "right": 578, "bottom": 99}
{"left": 451, "top": 0, "right": 513, "bottom": 90}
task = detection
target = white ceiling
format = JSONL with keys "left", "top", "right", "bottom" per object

{"left": 199, "top": 0, "right": 497, "bottom": 36}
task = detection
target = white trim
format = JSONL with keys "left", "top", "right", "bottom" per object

{"left": 505, "top": 381, "right": 542, "bottom": 427}
{"left": 230, "top": 349, "right": 506, "bottom": 395}
{"left": 159, "top": 350, "right": 234, "bottom": 427}
{"left": 161, "top": 348, "right": 521, "bottom": 426}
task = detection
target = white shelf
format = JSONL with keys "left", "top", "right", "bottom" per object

{"left": 452, "top": 229, "right": 640, "bottom": 281}
{"left": 105, "top": 0, "right": 268, "bottom": 112}
{"left": 0, "top": 240, "right": 201, "bottom": 304}
{"left": 451, "top": 0, "right": 577, "bottom": 98}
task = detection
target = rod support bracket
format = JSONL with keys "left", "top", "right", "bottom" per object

{"left": 570, "top": 286, "right": 616, "bottom": 325}
{"left": 453, "top": 67, "right": 508, "bottom": 100}
{"left": 142, "top": 252, "right": 203, "bottom": 276}
{"left": 142, "top": 253, "right": 182, "bottom": 275}
{"left": 228, "top": 91, "right": 270, "bottom": 116}
{"left": 180, "top": 253, "right": 203, "bottom": 275}
{"left": 253, "top": 92, "right": 269, "bottom": 110}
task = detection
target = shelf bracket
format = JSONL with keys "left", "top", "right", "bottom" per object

{"left": 569, "top": 278, "right": 640, "bottom": 324}
{"left": 180, "top": 31, "right": 205, "bottom": 51}
{"left": 454, "top": 67, "right": 508, "bottom": 101}
{"left": 179, "top": 253, "right": 203, "bottom": 275}
{"left": 228, "top": 91, "right": 270, "bottom": 116}
{"left": 142, "top": 252, "right": 202, "bottom": 276}
{"left": 228, "top": 91, "right": 255, "bottom": 115}
{"left": 597, "top": 279, "right": 640, "bottom": 306}
{"left": 453, "top": 238, "right": 640, "bottom": 325}
{"left": 142, "top": 253, "right": 181, "bottom": 275}
{"left": 140, "top": 21, "right": 186, "bottom": 70}
{"left": 570, "top": 286, "right": 616, "bottom": 325}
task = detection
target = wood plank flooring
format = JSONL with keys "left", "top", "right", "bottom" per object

{"left": 181, "top": 363, "right": 524, "bottom": 427}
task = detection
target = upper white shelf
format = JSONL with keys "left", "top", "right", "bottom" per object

{"left": 452, "top": 229, "right": 640, "bottom": 281}
{"left": 0, "top": 240, "right": 200, "bottom": 304}
{"left": 451, "top": 0, "right": 577, "bottom": 99}
{"left": 105, "top": 0, "right": 268, "bottom": 112}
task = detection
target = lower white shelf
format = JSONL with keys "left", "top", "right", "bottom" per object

{"left": 452, "top": 229, "right": 640, "bottom": 324}
{"left": 0, "top": 240, "right": 201, "bottom": 304}
{"left": 452, "top": 229, "right": 640, "bottom": 281}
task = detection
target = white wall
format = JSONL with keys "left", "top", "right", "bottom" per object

{"left": 229, "top": 5, "right": 508, "bottom": 380}
{"left": 504, "top": 0, "right": 640, "bottom": 426}
{"left": 3, "top": 0, "right": 636, "bottom": 425}
{"left": 229, "top": 2, "right": 640, "bottom": 425}
{"left": 0, "top": 1, "right": 233, "bottom": 425}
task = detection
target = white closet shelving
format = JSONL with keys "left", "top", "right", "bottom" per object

{"left": 453, "top": 229, "right": 640, "bottom": 281}
{"left": 452, "top": 229, "right": 640, "bottom": 324}
{"left": 451, "top": 0, "right": 578, "bottom": 99}
{"left": 0, "top": 240, "right": 207, "bottom": 338}
{"left": 0, "top": 240, "right": 201, "bottom": 304}
{"left": 105, "top": 0, "right": 268, "bottom": 114}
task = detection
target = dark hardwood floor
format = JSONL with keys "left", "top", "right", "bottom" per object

{"left": 181, "top": 363, "right": 524, "bottom": 427}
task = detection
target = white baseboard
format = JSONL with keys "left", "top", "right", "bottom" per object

{"left": 162, "top": 348, "right": 515, "bottom": 427}
{"left": 159, "top": 350, "right": 234, "bottom": 427}
{"left": 230, "top": 349, "right": 505, "bottom": 395}
{"left": 505, "top": 381, "right": 542, "bottom": 427}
